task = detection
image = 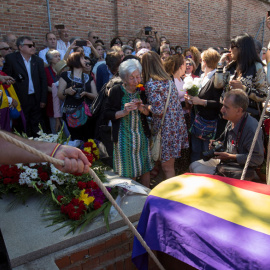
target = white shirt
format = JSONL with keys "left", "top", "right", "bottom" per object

{"left": 21, "top": 54, "right": 35, "bottom": 95}
{"left": 57, "top": 40, "right": 70, "bottom": 53}
{"left": 199, "top": 69, "right": 216, "bottom": 90}
{"left": 38, "top": 47, "right": 66, "bottom": 64}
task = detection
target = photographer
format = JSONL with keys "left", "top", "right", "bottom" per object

{"left": 190, "top": 89, "right": 264, "bottom": 181}
{"left": 58, "top": 52, "right": 97, "bottom": 141}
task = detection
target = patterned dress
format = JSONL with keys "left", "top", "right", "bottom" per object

{"left": 145, "top": 79, "right": 189, "bottom": 162}
{"left": 113, "top": 86, "right": 154, "bottom": 178}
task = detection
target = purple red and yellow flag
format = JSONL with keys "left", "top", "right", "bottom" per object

{"left": 132, "top": 173, "right": 270, "bottom": 270}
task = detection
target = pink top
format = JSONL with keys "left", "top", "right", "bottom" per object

{"left": 174, "top": 77, "right": 189, "bottom": 114}
{"left": 174, "top": 78, "right": 185, "bottom": 101}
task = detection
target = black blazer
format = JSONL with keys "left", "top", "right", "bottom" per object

{"left": 196, "top": 75, "right": 223, "bottom": 120}
{"left": 3, "top": 52, "right": 47, "bottom": 106}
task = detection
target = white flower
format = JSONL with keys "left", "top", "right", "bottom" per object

{"left": 16, "top": 163, "right": 23, "bottom": 168}
{"left": 31, "top": 172, "right": 38, "bottom": 179}
{"left": 29, "top": 163, "right": 36, "bottom": 167}
{"left": 20, "top": 172, "right": 27, "bottom": 179}
{"left": 50, "top": 184, "right": 57, "bottom": 191}
{"left": 50, "top": 175, "right": 58, "bottom": 181}
{"left": 25, "top": 168, "right": 33, "bottom": 175}
{"left": 56, "top": 179, "right": 65, "bottom": 185}
{"left": 193, "top": 78, "right": 202, "bottom": 88}
{"left": 19, "top": 178, "right": 26, "bottom": 185}
{"left": 24, "top": 177, "right": 31, "bottom": 184}
{"left": 47, "top": 180, "right": 53, "bottom": 186}
{"left": 22, "top": 166, "right": 29, "bottom": 170}
{"left": 41, "top": 162, "right": 47, "bottom": 166}
{"left": 183, "top": 76, "right": 194, "bottom": 89}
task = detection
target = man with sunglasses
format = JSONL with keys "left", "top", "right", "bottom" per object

{"left": 0, "top": 42, "right": 12, "bottom": 70}
{"left": 3, "top": 36, "right": 47, "bottom": 137}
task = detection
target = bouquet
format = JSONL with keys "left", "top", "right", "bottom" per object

{"left": 0, "top": 129, "right": 117, "bottom": 234}
{"left": 183, "top": 76, "right": 201, "bottom": 97}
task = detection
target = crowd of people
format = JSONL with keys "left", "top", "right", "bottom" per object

{"left": 1, "top": 21, "right": 270, "bottom": 187}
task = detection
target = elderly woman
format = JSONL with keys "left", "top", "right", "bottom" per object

{"left": 186, "top": 48, "right": 223, "bottom": 162}
{"left": 104, "top": 59, "right": 153, "bottom": 187}
{"left": 58, "top": 52, "right": 97, "bottom": 141}
{"left": 45, "top": 49, "right": 61, "bottom": 133}
{"left": 141, "top": 51, "right": 189, "bottom": 179}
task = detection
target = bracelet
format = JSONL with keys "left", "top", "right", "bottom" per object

{"left": 50, "top": 143, "right": 61, "bottom": 157}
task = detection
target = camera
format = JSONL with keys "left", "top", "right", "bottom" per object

{"left": 73, "top": 87, "right": 84, "bottom": 99}
{"left": 144, "top": 26, "right": 152, "bottom": 35}
{"left": 202, "top": 141, "right": 225, "bottom": 161}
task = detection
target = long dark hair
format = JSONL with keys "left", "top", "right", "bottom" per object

{"left": 231, "top": 33, "right": 264, "bottom": 74}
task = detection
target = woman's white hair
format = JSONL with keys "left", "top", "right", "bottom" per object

{"left": 45, "top": 49, "right": 60, "bottom": 65}
{"left": 119, "top": 59, "right": 142, "bottom": 81}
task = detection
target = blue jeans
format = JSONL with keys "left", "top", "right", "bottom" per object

{"left": 190, "top": 134, "right": 210, "bottom": 163}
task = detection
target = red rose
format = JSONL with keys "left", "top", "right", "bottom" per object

{"left": 57, "top": 195, "right": 64, "bottom": 203}
{"left": 89, "top": 181, "right": 99, "bottom": 190}
{"left": 3, "top": 178, "right": 13, "bottom": 184}
{"left": 77, "top": 181, "right": 87, "bottom": 189}
{"left": 39, "top": 172, "right": 49, "bottom": 181}
{"left": 93, "top": 201, "right": 102, "bottom": 210}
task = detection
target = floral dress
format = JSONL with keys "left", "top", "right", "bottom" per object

{"left": 113, "top": 86, "right": 154, "bottom": 177}
{"left": 145, "top": 79, "right": 189, "bottom": 162}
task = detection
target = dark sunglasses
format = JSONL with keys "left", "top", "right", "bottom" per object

{"left": 23, "top": 42, "right": 35, "bottom": 48}
{"left": 0, "top": 47, "right": 12, "bottom": 51}
{"left": 186, "top": 63, "right": 192, "bottom": 66}
{"left": 230, "top": 45, "right": 239, "bottom": 49}
{"left": 185, "top": 55, "right": 192, "bottom": 59}
{"left": 115, "top": 41, "right": 121, "bottom": 45}
{"left": 93, "top": 36, "right": 99, "bottom": 39}
{"left": 85, "top": 62, "right": 91, "bottom": 67}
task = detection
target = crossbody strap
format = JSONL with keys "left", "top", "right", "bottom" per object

{"left": 160, "top": 80, "right": 172, "bottom": 127}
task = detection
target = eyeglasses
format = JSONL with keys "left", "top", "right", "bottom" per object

{"left": 186, "top": 63, "right": 192, "bottom": 66}
{"left": 230, "top": 45, "right": 239, "bottom": 49}
{"left": 0, "top": 47, "right": 12, "bottom": 51}
{"left": 85, "top": 62, "right": 91, "bottom": 67}
{"left": 92, "top": 36, "right": 99, "bottom": 40}
{"left": 185, "top": 55, "right": 192, "bottom": 59}
{"left": 115, "top": 41, "right": 121, "bottom": 45}
{"left": 23, "top": 42, "right": 35, "bottom": 48}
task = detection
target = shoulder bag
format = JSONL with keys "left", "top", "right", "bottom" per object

{"left": 151, "top": 80, "right": 172, "bottom": 161}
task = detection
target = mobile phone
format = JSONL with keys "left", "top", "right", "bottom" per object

{"left": 268, "top": 11, "right": 270, "bottom": 17}
{"left": 55, "top": 24, "right": 65, "bottom": 29}
{"left": 144, "top": 26, "right": 152, "bottom": 35}
{"left": 76, "top": 40, "right": 87, "bottom": 47}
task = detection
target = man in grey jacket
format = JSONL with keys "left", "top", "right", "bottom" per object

{"left": 190, "top": 89, "right": 264, "bottom": 180}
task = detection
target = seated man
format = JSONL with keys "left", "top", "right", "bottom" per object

{"left": 39, "top": 32, "right": 65, "bottom": 64}
{"left": 190, "top": 89, "right": 264, "bottom": 181}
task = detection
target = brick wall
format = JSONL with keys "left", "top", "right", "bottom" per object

{"left": 1, "top": 0, "right": 270, "bottom": 51}
{"left": 55, "top": 230, "right": 142, "bottom": 270}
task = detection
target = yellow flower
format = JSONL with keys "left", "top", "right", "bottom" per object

{"left": 79, "top": 189, "right": 94, "bottom": 205}
{"left": 137, "top": 84, "right": 143, "bottom": 88}
{"left": 84, "top": 147, "right": 91, "bottom": 154}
